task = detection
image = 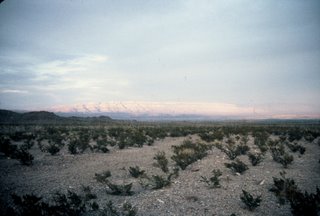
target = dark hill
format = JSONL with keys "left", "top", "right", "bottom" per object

{"left": 0, "top": 110, "right": 113, "bottom": 124}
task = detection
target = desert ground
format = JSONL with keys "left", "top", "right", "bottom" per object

{"left": 0, "top": 123, "right": 319, "bottom": 216}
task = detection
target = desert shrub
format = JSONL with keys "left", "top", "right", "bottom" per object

{"left": 100, "top": 201, "right": 118, "bottom": 216}
{"left": 153, "top": 151, "right": 169, "bottom": 173}
{"left": 270, "top": 171, "right": 299, "bottom": 204}
{"left": 270, "top": 172, "right": 320, "bottom": 215}
{"left": 22, "top": 139, "right": 35, "bottom": 150}
{"left": 105, "top": 181, "right": 133, "bottom": 196}
{"left": 10, "top": 189, "right": 99, "bottom": 216}
{"left": 241, "top": 135, "right": 249, "bottom": 144}
{"left": 15, "top": 146, "right": 34, "bottom": 166}
{"left": 171, "top": 140, "right": 210, "bottom": 170}
{"left": 289, "top": 187, "right": 320, "bottom": 216}
{"left": 68, "top": 136, "right": 90, "bottom": 154}
{"left": 128, "top": 166, "right": 145, "bottom": 178}
{"left": 253, "top": 132, "right": 269, "bottom": 153}
{"left": 0, "top": 136, "right": 17, "bottom": 157}
{"left": 150, "top": 175, "right": 171, "bottom": 189}
{"left": 101, "top": 201, "right": 137, "bottom": 216}
{"left": 270, "top": 146, "right": 294, "bottom": 168}
{"left": 240, "top": 190, "right": 262, "bottom": 211}
{"left": 222, "top": 146, "right": 239, "bottom": 160}
{"left": 46, "top": 143, "right": 61, "bottom": 155}
{"left": 286, "top": 142, "right": 306, "bottom": 155}
{"left": 288, "top": 129, "right": 303, "bottom": 142}
{"left": 200, "top": 169, "right": 222, "bottom": 188}
{"left": 81, "top": 186, "right": 97, "bottom": 201}
{"left": 11, "top": 193, "right": 48, "bottom": 216}
{"left": 93, "top": 139, "right": 109, "bottom": 153}
{"left": 95, "top": 170, "right": 112, "bottom": 183}
{"left": 122, "top": 202, "right": 138, "bottom": 216}
{"left": 51, "top": 190, "right": 87, "bottom": 215}
{"left": 224, "top": 159, "right": 248, "bottom": 174}
{"left": 226, "top": 137, "right": 236, "bottom": 146}
{"left": 199, "top": 130, "right": 224, "bottom": 142}
{"left": 68, "top": 140, "right": 78, "bottom": 154}
{"left": 235, "top": 143, "right": 250, "bottom": 155}
{"left": 248, "top": 152, "right": 264, "bottom": 166}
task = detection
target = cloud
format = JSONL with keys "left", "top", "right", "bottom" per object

{"left": 0, "top": 89, "right": 29, "bottom": 94}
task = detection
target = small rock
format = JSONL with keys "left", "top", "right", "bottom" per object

{"left": 157, "top": 199, "right": 164, "bottom": 204}
{"left": 259, "top": 179, "right": 265, "bottom": 185}
{"left": 191, "top": 168, "right": 200, "bottom": 172}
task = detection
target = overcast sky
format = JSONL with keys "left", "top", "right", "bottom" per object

{"left": 0, "top": 0, "right": 319, "bottom": 118}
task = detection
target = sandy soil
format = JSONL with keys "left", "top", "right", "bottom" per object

{"left": 0, "top": 135, "right": 319, "bottom": 216}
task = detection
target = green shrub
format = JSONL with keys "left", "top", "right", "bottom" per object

{"left": 51, "top": 190, "right": 87, "bottom": 215}
{"left": 150, "top": 175, "right": 171, "bottom": 189}
{"left": 68, "top": 137, "right": 89, "bottom": 154}
{"left": 93, "top": 139, "right": 109, "bottom": 153}
{"left": 101, "top": 201, "right": 137, "bottom": 216}
{"left": 224, "top": 159, "right": 248, "bottom": 174}
{"left": 10, "top": 189, "right": 99, "bottom": 216}
{"left": 289, "top": 187, "right": 320, "bottom": 216}
{"left": 15, "top": 147, "right": 34, "bottom": 166}
{"left": 248, "top": 152, "right": 264, "bottom": 166}
{"left": 270, "top": 171, "right": 299, "bottom": 204}
{"left": 0, "top": 137, "right": 17, "bottom": 157}
{"left": 222, "top": 146, "right": 239, "bottom": 160}
{"left": 46, "top": 143, "right": 61, "bottom": 155}
{"left": 200, "top": 169, "right": 222, "bottom": 188}
{"left": 95, "top": 171, "right": 112, "bottom": 183}
{"left": 286, "top": 142, "right": 306, "bottom": 155}
{"left": 171, "top": 140, "right": 210, "bottom": 170}
{"left": 235, "top": 143, "right": 250, "bottom": 155}
{"left": 240, "top": 190, "right": 262, "bottom": 211}
{"left": 128, "top": 166, "right": 145, "bottom": 178}
{"left": 81, "top": 186, "right": 97, "bottom": 201}
{"left": 105, "top": 181, "right": 133, "bottom": 196}
{"left": 122, "top": 202, "right": 138, "bottom": 216}
{"left": 270, "top": 172, "right": 320, "bottom": 215}
{"left": 11, "top": 193, "right": 48, "bottom": 216}
{"left": 270, "top": 145, "right": 294, "bottom": 168}
{"left": 153, "top": 151, "right": 169, "bottom": 173}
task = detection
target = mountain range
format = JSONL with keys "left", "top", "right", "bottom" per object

{"left": 0, "top": 109, "right": 113, "bottom": 124}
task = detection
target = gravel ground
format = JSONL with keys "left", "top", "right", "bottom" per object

{"left": 0, "top": 135, "right": 319, "bottom": 216}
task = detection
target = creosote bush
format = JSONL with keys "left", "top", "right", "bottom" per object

{"left": 15, "top": 146, "right": 34, "bottom": 166}
{"left": 0, "top": 137, "right": 17, "bottom": 157}
{"left": 200, "top": 169, "right": 222, "bottom": 188}
{"left": 101, "top": 201, "right": 137, "bottom": 216}
{"left": 171, "top": 140, "right": 210, "bottom": 170}
{"left": 128, "top": 166, "right": 145, "bottom": 178}
{"left": 224, "top": 159, "right": 248, "bottom": 174}
{"left": 150, "top": 175, "right": 171, "bottom": 189}
{"left": 95, "top": 170, "right": 112, "bottom": 183}
{"left": 286, "top": 142, "right": 306, "bottom": 155}
{"left": 248, "top": 152, "right": 264, "bottom": 166}
{"left": 10, "top": 189, "right": 99, "bottom": 216}
{"left": 240, "top": 190, "right": 262, "bottom": 211}
{"left": 105, "top": 181, "right": 134, "bottom": 196}
{"left": 289, "top": 187, "right": 320, "bottom": 216}
{"left": 270, "top": 145, "right": 294, "bottom": 168}
{"left": 270, "top": 172, "right": 320, "bottom": 215}
{"left": 153, "top": 151, "right": 169, "bottom": 173}
{"left": 270, "top": 171, "right": 299, "bottom": 204}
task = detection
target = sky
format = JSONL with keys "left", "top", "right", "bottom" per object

{"left": 0, "top": 0, "right": 320, "bottom": 118}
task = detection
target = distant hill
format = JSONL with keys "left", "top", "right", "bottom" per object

{"left": 0, "top": 109, "right": 113, "bottom": 124}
